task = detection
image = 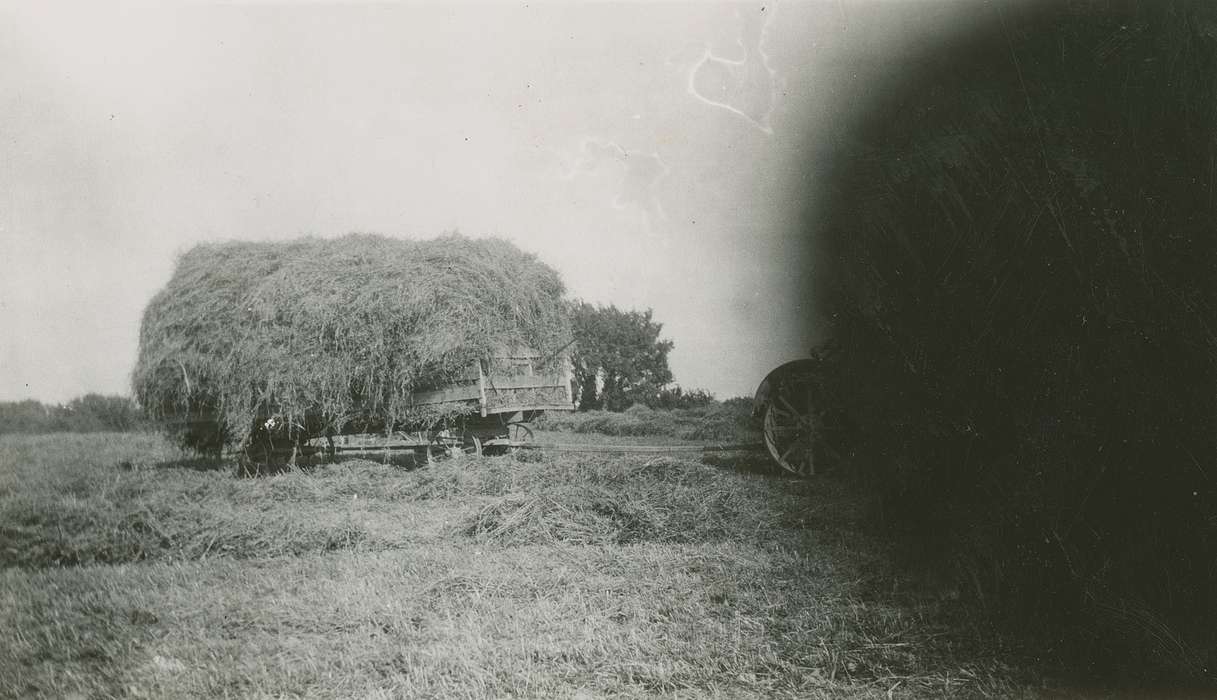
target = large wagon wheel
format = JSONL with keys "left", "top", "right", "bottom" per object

{"left": 506, "top": 422, "right": 534, "bottom": 447}
{"left": 484, "top": 421, "right": 534, "bottom": 456}
{"left": 461, "top": 434, "right": 483, "bottom": 457}
{"left": 238, "top": 421, "right": 295, "bottom": 476}
{"left": 428, "top": 428, "right": 482, "bottom": 461}
{"left": 501, "top": 421, "right": 535, "bottom": 455}
{"left": 761, "top": 369, "right": 817, "bottom": 476}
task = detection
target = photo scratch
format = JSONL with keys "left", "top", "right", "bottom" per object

{"left": 685, "top": 3, "right": 782, "bottom": 136}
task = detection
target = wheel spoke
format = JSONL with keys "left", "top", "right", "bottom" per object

{"left": 768, "top": 404, "right": 798, "bottom": 422}
{"left": 778, "top": 396, "right": 806, "bottom": 420}
{"left": 763, "top": 383, "right": 817, "bottom": 476}
{"left": 799, "top": 452, "right": 813, "bottom": 475}
{"left": 510, "top": 423, "right": 534, "bottom": 443}
{"left": 782, "top": 438, "right": 811, "bottom": 475}
{"left": 767, "top": 425, "right": 807, "bottom": 434}
{"left": 770, "top": 402, "right": 814, "bottom": 435}
{"left": 779, "top": 436, "right": 809, "bottom": 464}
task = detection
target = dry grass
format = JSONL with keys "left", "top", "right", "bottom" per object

{"left": 0, "top": 432, "right": 1049, "bottom": 698}
{"left": 535, "top": 401, "right": 759, "bottom": 444}
{"left": 0, "top": 433, "right": 806, "bottom": 567}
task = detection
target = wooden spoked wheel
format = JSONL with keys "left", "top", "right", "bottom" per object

{"left": 238, "top": 421, "right": 297, "bottom": 475}
{"left": 507, "top": 422, "right": 533, "bottom": 447}
{"left": 762, "top": 373, "right": 817, "bottom": 476}
{"left": 463, "top": 435, "right": 483, "bottom": 457}
{"left": 482, "top": 422, "right": 533, "bottom": 456}
{"left": 428, "top": 430, "right": 482, "bottom": 460}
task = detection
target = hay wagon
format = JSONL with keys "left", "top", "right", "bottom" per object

{"left": 236, "top": 347, "right": 574, "bottom": 468}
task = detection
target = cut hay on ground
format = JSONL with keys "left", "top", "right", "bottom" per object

{"left": 133, "top": 233, "right": 570, "bottom": 451}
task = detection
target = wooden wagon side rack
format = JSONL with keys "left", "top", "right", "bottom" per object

{"left": 319, "top": 348, "right": 575, "bottom": 460}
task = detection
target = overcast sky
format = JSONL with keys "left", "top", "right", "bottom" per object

{"left": 0, "top": 1, "right": 974, "bottom": 403}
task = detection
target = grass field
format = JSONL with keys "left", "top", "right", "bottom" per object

{"left": 0, "top": 430, "right": 1049, "bottom": 698}
{"left": 532, "top": 401, "right": 758, "bottom": 443}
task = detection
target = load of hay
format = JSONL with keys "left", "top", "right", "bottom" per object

{"left": 807, "top": 1, "right": 1217, "bottom": 682}
{"left": 133, "top": 233, "right": 571, "bottom": 452}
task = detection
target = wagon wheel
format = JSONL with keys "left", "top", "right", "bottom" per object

{"left": 238, "top": 430, "right": 289, "bottom": 476}
{"left": 762, "top": 373, "right": 817, "bottom": 476}
{"left": 484, "top": 422, "right": 534, "bottom": 456}
{"left": 507, "top": 422, "right": 534, "bottom": 447}
{"left": 237, "top": 443, "right": 267, "bottom": 477}
{"left": 463, "top": 434, "right": 483, "bottom": 457}
{"left": 427, "top": 429, "right": 482, "bottom": 461}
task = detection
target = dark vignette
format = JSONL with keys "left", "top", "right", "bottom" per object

{"left": 798, "top": 0, "right": 1217, "bottom": 686}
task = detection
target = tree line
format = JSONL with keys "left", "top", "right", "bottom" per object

{"left": 0, "top": 394, "right": 148, "bottom": 435}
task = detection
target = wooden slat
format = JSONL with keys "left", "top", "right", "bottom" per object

{"left": 561, "top": 361, "right": 573, "bottom": 405}
{"left": 483, "top": 403, "right": 574, "bottom": 416}
{"left": 408, "top": 384, "right": 481, "bottom": 406}
{"left": 482, "top": 375, "right": 567, "bottom": 390}
{"left": 516, "top": 442, "right": 762, "bottom": 454}
{"left": 478, "top": 361, "right": 488, "bottom": 418}
{"left": 331, "top": 442, "right": 428, "bottom": 452}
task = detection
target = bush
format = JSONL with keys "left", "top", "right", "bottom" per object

{"left": 0, "top": 401, "right": 54, "bottom": 435}
{"left": 647, "top": 386, "right": 716, "bottom": 411}
{"left": 0, "top": 396, "right": 147, "bottom": 435}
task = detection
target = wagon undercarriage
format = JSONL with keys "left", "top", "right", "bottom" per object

{"left": 224, "top": 349, "right": 573, "bottom": 472}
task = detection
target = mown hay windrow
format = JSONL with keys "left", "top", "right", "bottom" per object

{"left": 133, "top": 234, "right": 570, "bottom": 450}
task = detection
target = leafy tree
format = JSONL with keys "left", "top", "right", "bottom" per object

{"left": 570, "top": 302, "right": 674, "bottom": 411}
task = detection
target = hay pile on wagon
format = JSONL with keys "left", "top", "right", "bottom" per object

{"left": 133, "top": 234, "right": 571, "bottom": 452}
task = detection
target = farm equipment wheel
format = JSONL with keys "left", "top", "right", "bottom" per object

{"left": 762, "top": 372, "right": 817, "bottom": 476}
{"left": 507, "top": 422, "right": 534, "bottom": 447}
{"left": 484, "top": 422, "right": 534, "bottom": 456}
{"left": 464, "top": 434, "right": 483, "bottom": 457}
{"left": 238, "top": 432, "right": 291, "bottom": 476}
{"left": 428, "top": 430, "right": 482, "bottom": 461}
